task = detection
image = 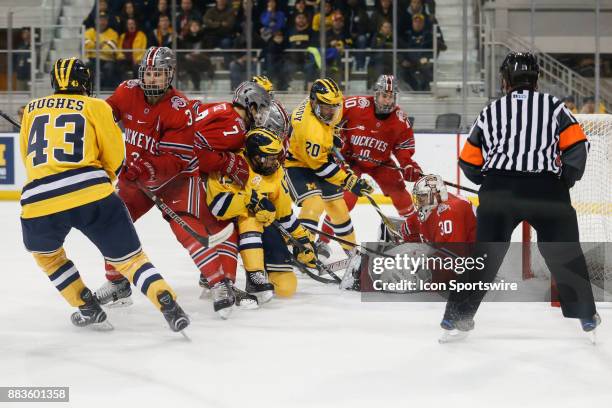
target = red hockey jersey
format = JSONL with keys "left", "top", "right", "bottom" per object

{"left": 419, "top": 193, "right": 477, "bottom": 243}
{"left": 340, "top": 96, "right": 415, "bottom": 170}
{"left": 106, "top": 80, "right": 196, "bottom": 186}
{"left": 191, "top": 101, "right": 248, "bottom": 174}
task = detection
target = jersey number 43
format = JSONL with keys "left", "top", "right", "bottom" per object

{"left": 27, "top": 113, "right": 85, "bottom": 166}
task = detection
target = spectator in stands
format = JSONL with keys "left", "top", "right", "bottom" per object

{"left": 178, "top": 19, "right": 215, "bottom": 91}
{"left": 312, "top": 0, "right": 334, "bottom": 32}
{"left": 117, "top": 18, "right": 147, "bottom": 81}
{"left": 290, "top": 0, "right": 314, "bottom": 25}
{"left": 261, "top": 31, "right": 288, "bottom": 90}
{"left": 326, "top": 11, "right": 352, "bottom": 85}
{"left": 337, "top": 0, "right": 369, "bottom": 71}
{"left": 400, "top": 13, "right": 433, "bottom": 91}
{"left": 203, "top": 0, "right": 237, "bottom": 49}
{"left": 84, "top": 0, "right": 121, "bottom": 32}
{"left": 562, "top": 96, "right": 578, "bottom": 114}
{"left": 260, "top": 0, "right": 287, "bottom": 42}
{"left": 286, "top": 12, "right": 318, "bottom": 91}
{"left": 119, "top": 1, "right": 143, "bottom": 34}
{"left": 84, "top": 12, "right": 120, "bottom": 89}
{"left": 149, "top": 0, "right": 170, "bottom": 33}
{"left": 176, "top": 0, "right": 202, "bottom": 37}
{"left": 148, "top": 14, "right": 174, "bottom": 48}
{"left": 371, "top": 0, "right": 393, "bottom": 34}
{"left": 580, "top": 96, "right": 607, "bottom": 114}
{"left": 368, "top": 21, "right": 393, "bottom": 89}
{"left": 401, "top": 0, "right": 431, "bottom": 34}
{"left": 13, "top": 27, "right": 31, "bottom": 91}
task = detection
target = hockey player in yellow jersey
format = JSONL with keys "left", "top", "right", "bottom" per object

{"left": 207, "top": 128, "right": 316, "bottom": 299}
{"left": 285, "top": 78, "right": 373, "bottom": 256}
{"left": 19, "top": 57, "right": 189, "bottom": 332}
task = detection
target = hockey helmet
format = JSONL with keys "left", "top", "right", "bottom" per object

{"left": 245, "top": 127, "right": 284, "bottom": 176}
{"left": 412, "top": 174, "right": 448, "bottom": 221}
{"left": 500, "top": 51, "right": 539, "bottom": 91}
{"left": 51, "top": 57, "right": 92, "bottom": 96}
{"left": 138, "top": 46, "right": 176, "bottom": 97}
{"left": 251, "top": 75, "right": 274, "bottom": 95}
{"left": 373, "top": 74, "right": 399, "bottom": 114}
{"left": 309, "top": 78, "right": 343, "bottom": 125}
{"left": 261, "top": 100, "right": 291, "bottom": 140}
{"left": 233, "top": 81, "right": 272, "bottom": 127}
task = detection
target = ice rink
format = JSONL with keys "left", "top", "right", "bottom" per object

{"left": 1, "top": 200, "right": 611, "bottom": 407}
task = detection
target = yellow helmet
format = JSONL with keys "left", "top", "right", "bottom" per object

{"left": 310, "top": 78, "right": 343, "bottom": 124}
{"left": 245, "top": 127, "right": 284, "bottom": 176}
{"left": 251, "top": 75, "right": 274, "bottom": 94}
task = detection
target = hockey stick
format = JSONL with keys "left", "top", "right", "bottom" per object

{"left": 346, "top": 153, "right": 479, "bottom": 194}
{"left": 0, "top": 110, "right": 21, "bottom": 129}
{"left": 137, "top": 182, "right": 234, "bottom": 248}
{"left": 302, "top": 224, "right": 395, "bottom": 259}
{"left": 271, "top": 221, "right": 341, "bottom": 284}
{"left": 363, "top": 193, "right": 403, "bottom": 244}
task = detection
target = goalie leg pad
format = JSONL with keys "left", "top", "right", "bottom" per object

{"left": 269, "top": 271, "right": 298, "bottom": 297}
{"left": 33, "top": 248, "right": 86, "bottom": 307}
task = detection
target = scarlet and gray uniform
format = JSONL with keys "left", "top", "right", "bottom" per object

{"left": 104, "top": 80, "right": 237, "bottom": 286}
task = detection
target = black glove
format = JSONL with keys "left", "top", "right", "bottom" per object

{"left": 343, "top": 174, "right": 374, "bottom": 197}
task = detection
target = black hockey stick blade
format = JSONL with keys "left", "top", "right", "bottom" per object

{"left": 0, "top": 110, "right": 21, "bottom": 129}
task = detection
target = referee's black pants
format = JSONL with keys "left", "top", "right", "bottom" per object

{"left": 445, "top": 171, "right": 596, "bottom": 320}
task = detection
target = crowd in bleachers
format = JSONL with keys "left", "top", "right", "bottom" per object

{"left": 82, "top": 0, "right": 447, "bottom": 91}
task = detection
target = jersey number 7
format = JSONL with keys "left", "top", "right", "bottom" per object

{"left": 27, "top": 113, "right": 85, "bottom": 166}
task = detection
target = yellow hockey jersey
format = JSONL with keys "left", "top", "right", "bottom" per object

{"left": 285, "top": 98, "right": 349, "bottom": 186}
{"left": 206, "top": 152, "right": 307, "bottom": 238}
{"left": 20, "top": 94, "right": 125, "bottom": 218}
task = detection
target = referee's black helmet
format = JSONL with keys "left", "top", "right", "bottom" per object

{"left": 500, "top": 51, "right": 539, "bottom": 90}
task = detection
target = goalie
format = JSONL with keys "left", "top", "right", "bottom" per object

{"left": 343, "top": 174, "right": 476, "bottom": 291}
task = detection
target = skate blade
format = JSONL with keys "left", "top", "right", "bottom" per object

{"left": 252, "top": 290, "right": 274, "bottom": 305}
{"left": 216, "top": 306, "right": 234, "bottom": 320}
{"left": 104, "top": 297, "right": 134, "bottom": 309}
{"left": 439, "top": 329, "right": 469, "bottom": 344}
{"left": 91, "top": 320, "right": 114, "bottom": 331}
{"left": 180, "top": 330, "right": 192, "bottom": 341}
{"left": 588, "top": 329, "right": 597, "bottom": 345}
{"left": 236, "top": 299, "right": 259, "bottom": 310}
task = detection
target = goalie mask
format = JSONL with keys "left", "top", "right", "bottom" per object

{"left": 310, "top": 78, "right": 343, "bottom": 125}
{"left": 413, "top": 174, "right": 448, "bottom": 221}
{"left": 373, "top": 74, "right": 398, "bottom": 115}
{"left": 245, "top": 127, "right": 284, "bottom": 176}
{"left": 138, "top": 46, "right": 176, "bottom": 97}
{"left": 233, "top": 81, "right": 272, "bottom": 127}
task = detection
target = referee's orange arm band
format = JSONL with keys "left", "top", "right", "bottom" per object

{"left": 460, "top": 140, "right": 484, "bottom": 167}
{"left": 559, "top": 123, "right": 587, "bottom": 151}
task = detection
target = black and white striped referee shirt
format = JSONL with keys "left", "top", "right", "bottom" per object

{"left": 460, "top": 90, "right": 588, "bottom": 177}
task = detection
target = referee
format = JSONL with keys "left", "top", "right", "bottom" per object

{"left": 442, "top": 51, "right": 600, "bottom": 339}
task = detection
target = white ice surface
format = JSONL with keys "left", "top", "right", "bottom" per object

{"left": 1, "top": 201, "right": 612, "bottom": 408}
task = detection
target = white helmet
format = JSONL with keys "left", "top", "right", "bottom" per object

{"left": 138, "top": 47, "right": 176, "bottom": 97}
{"left": 232, "top": 81, "right": 272, "bottom": 127}
{"left": 373, "top": 74, "right": 399, "bottom": 114}
{"left": 412, "top": 174, "right": 448, "bottom": 221}
{"left": 261, "top": 100, "right": 290, "bottom": 139}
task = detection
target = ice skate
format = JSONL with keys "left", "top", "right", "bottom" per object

{"left": 438, "top": 318, "right": 474, "bottom": 344}
{"left": 212, "top": 278, "right": 236, "bottom": 319}
{"left": 245, "top": 271, "right": 274, "bottom": 304}
{"left": 71, "top": 288, "right": 113, "bottom": 331}
{"left": 95, "top": 277, "right": 133, "bottom": 308}
{"left": 198, "top": 275, "right": 211, "bottom": 299}
{"left": 580, "top": 313, "right": 601, "bottom": 345}
{"left": 157, "top": 291, "right": 190, "bottom": 332}
{"left": 233, "top": 285, "right": 259, "bottom": 310}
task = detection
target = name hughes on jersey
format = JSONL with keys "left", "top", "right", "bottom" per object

{"left": 124, "top": 127, "right": 157, "bottom": 154}
{"left": 27, "top": 97, "right": 84, "bottom": 113}
{"left": 350, "top": 134, "right": 389, "bottom": 152}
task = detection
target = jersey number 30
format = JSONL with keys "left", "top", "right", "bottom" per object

{"left": 27, "top": 113, "right": 85, "bottom": 166}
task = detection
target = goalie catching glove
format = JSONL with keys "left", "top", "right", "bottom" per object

{"left": 342, "top": 173, "right": 374, "bottom": 197}
{"left": 245, "top": 190, "right": 276, "bottom": 226}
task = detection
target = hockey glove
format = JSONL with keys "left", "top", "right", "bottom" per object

{"left": 246, "top": 191, "right": 276, "bottom": 226}
{"left": 343, "top": 174, "right": 374, "bottom": 197}
{"left": 402, "top": 161, "right": 423, "bottom": 182}
{"left": 293, "top": 236, "right": 317, "bottom": 268}
{"left": 124, "top": 157, "right": 157, "bottom": 185}
{"left": 220, "top": 152, "right": 250, "bottom": 188}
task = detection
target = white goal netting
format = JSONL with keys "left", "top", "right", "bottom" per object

{"left": 529, "top": 114, "right": 612, "bottom": 297}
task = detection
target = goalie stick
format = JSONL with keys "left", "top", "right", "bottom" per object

{"left": 271, "top": 221, "right": 342, "bottom": 284}
{"left": 302, "top": 224, "right": 395, "bottom": 258}
{"left": 345, "top": 152, "right": 479, "bottom": 194}
{"left": 363, "top": 193, "right": 403, "bottom": 243}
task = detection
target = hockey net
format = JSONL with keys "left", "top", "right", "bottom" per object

{"left": 523, "top": 114, "right": 612, "bottom": 299}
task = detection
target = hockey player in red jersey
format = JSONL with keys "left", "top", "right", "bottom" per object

{"left": 95, "top": 47, "right": 242, "bottom": 317}
{"left": 192, "top": 81, "right": 280, "bottom": 308}
{"left": 319, "top": 74, "right": 422, "bottom": 258}
{"left": 402, "top": 174, "right": 477, "bottom": 244}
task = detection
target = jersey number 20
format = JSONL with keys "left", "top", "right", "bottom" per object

{"left": 27, "top": 113, "right": 85, "bottom": 166}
